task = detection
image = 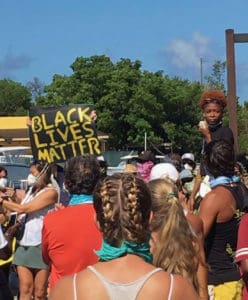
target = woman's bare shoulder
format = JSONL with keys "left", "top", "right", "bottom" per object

{"left": 35, "top": 186, "right": 58, "bottom": 200}
{"left": 49, "top": 275, "right": 74, "bottom": 300}
{"left": 172, "top": 274, "right": 199, "bottom": 299}
{"left": 49, "top": 269, "right": 94, "bottom": 300}
{"left": 140, "top": 272, "right": 198, "bottom": 300}
{"left": 49, "top": 269, "right": 198, "bottom": 300}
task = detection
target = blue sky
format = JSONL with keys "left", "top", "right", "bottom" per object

{"left": 1, "top": 0, "right": 248, "bottom": 103}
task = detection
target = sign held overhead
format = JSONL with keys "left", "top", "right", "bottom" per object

{"left": 29, "top": 105, "right": 101, "bottom": 163}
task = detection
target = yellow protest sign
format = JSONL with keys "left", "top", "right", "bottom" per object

{"left": 29, "top": 105, "right": 101, "bottom": 163}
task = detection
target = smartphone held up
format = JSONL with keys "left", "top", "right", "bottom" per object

{"left": 8, "top": 212, "right": 18, "bottom": 227}
{"left": 198, "top": 120, "right": 208, "bottom": 129}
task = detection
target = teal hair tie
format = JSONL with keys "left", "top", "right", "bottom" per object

{"left": 96, "top": 239, "right": 153, "bottom": 263}
{"left": 166, "top": 192, "right": 176, "bottom": 200}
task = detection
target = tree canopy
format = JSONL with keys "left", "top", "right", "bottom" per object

{"left": 36, "top": 55, "right": 204, "bottom": 155}
{"left": 1, "top": 55, "right": 248, "bottom": 157}
{"left": 0, "top": 79, "right": 32, "bottom": 115}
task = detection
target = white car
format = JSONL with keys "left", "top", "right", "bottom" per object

{"left": 107, "top": 161, "right": 127, "bottom": 176}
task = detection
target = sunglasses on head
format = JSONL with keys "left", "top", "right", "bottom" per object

{"left": 182, "top": 159, "right": 195, "bottom": 166}
{"left": 204, "top": 98, "right": 224, "bottom": 107}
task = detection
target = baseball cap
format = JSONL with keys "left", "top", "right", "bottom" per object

{"left": 181, "top": 153, "right": 195, "bottom": 162}
{"left": 150, "top": 163, "right": 179, "bottom": 182}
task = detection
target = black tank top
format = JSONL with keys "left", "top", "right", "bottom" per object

{"left": 205, "top": 183, "right": 245, "bottom": 285}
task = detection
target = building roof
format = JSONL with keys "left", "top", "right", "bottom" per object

{"left": 0, "top": 116, "right": 29, "bottom": 142}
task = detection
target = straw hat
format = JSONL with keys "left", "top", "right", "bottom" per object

{"left": 123, "top": 164, "right": 137, "bottom": 174}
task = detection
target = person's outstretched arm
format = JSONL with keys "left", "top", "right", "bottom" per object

{"left": 188, "top": 169, "right": 202, "bottom": 211}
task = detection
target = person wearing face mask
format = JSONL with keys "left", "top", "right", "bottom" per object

{"left": 188, "top": 90, "right": 234, "bottom": 211}
{"left": 0, "top": 161, "right": 58, "bottom": 300}
{"left": 0, "top": 167, "right": 8, "bottom": 188}
{"left": 182, "top": 153, "right": 195, "bottom": 171}
{"left": 7, "top": 163, "right": 41, "bottom": 205}
{"left": 27, "top": 163, "right": 40, "bottom": 187}
{"left": 180, "top": 153, "right": 197, "bottom": 199}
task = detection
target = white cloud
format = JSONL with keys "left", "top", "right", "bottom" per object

{"left": 166, "top": 32, "right": 214, "bottom": 70}
{"left": 159, "top": 33, "right": 248, "bottom": 103}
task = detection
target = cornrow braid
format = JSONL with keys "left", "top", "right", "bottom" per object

{"left": 93, "top": 173, "right": 151, "bottom": 247}
{"left": 119, "top": 175, "right": 147, "bottom": 242}
{"left": 100, "top": 178, "right": 121, "bottom": 245}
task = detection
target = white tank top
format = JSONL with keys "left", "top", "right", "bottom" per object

{"left": 0, "top": 225, "right": 7, "bottom": 249}
{"left": 73, "top": 266, "right": 174, "bottom": 300}
{"left": 19, "top": 185, "right": 57, "bottom": 246}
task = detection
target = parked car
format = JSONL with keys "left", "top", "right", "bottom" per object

{"left": 0, "top": 162, "right": 30, "bottom": 189}
{"left": 106, "top": 151, "right": 167, "bottom": 176}
{"left": 0, "top": 146, "right": 31, "bottom": 189}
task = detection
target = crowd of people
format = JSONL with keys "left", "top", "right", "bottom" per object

{"left": 0, "top": 89, "right": 248, "bottom": 300}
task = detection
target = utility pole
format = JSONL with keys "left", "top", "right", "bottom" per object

{"left": 200, "top": 57, "right": 203, "bottom": 85}
{"left": 225, "top": 29, "right": 248, "bottom": 154}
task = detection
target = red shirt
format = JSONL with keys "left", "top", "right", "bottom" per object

{"left": 42, "top": 204, "right": 102, "bottom": 289}
{"left": 235, "top": 213, "right": 248, "bottom": 300}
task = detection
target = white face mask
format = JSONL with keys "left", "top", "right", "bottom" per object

{"left": 184, "top": 163, "right": 193, "bottom": 171}
{"left": 27, "top": 174, "right": 37, "bottom": 186}
{"left": 0, "top": 178, "right": 8, "bottom": 187}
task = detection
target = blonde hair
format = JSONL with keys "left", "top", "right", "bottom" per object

{"left": 148, "top": 178, "right": 199, "bottom": 290}
{"left": 93, "top": 173, "right": 151, "bottom": 247}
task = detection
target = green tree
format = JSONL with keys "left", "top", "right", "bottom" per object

{"left": 26, "top": 77, "right": 45, "bottom": 103}
{"left": 237, "top": 102, "right": 248, "bottom": 153}
{"left": 37, "top": 55, "right": 114, "bottom": 106}
{"left": 205, "top": 60, "right": 226, "bottom": 90}
{"left": 35, "top": 55, "right": 203, "bottom": 153}
{"left": 96, "top": 58, "right": 143, "bottom": 148}
{"left": 0, "top": 79, "right": 32, "bottom": 115}
{"left": 160, "top": 78, "right": 203, "bottom": 155}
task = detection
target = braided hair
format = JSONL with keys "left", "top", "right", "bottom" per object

{"left": 93, "top": 173, "right": 151, "bottom": 247}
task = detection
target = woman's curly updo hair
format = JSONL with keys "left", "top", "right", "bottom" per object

{"left": 93, "top": 173, "right": 151, "bottom": 247}
{"left": 64, "top": 155, "right": 100, "bottom": 195}
{"left": 199, "top": 89, "right": 227, "bottom": 109}
{"left": 204, "top": 140, "right": 235, "bottom": 178}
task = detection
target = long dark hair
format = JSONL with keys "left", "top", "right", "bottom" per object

{"left": 204, "top": 140, "right": 234, "bottom": 178}
{"left": 64, "top": 155, "right": 101, "bottom": 195}
{"left": 31, "top": 161, "right": 52, "bottom": 195}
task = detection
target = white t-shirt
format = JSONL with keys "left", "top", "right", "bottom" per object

{"left": 0, "top": 225, "right": 7, "bottom": 249}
